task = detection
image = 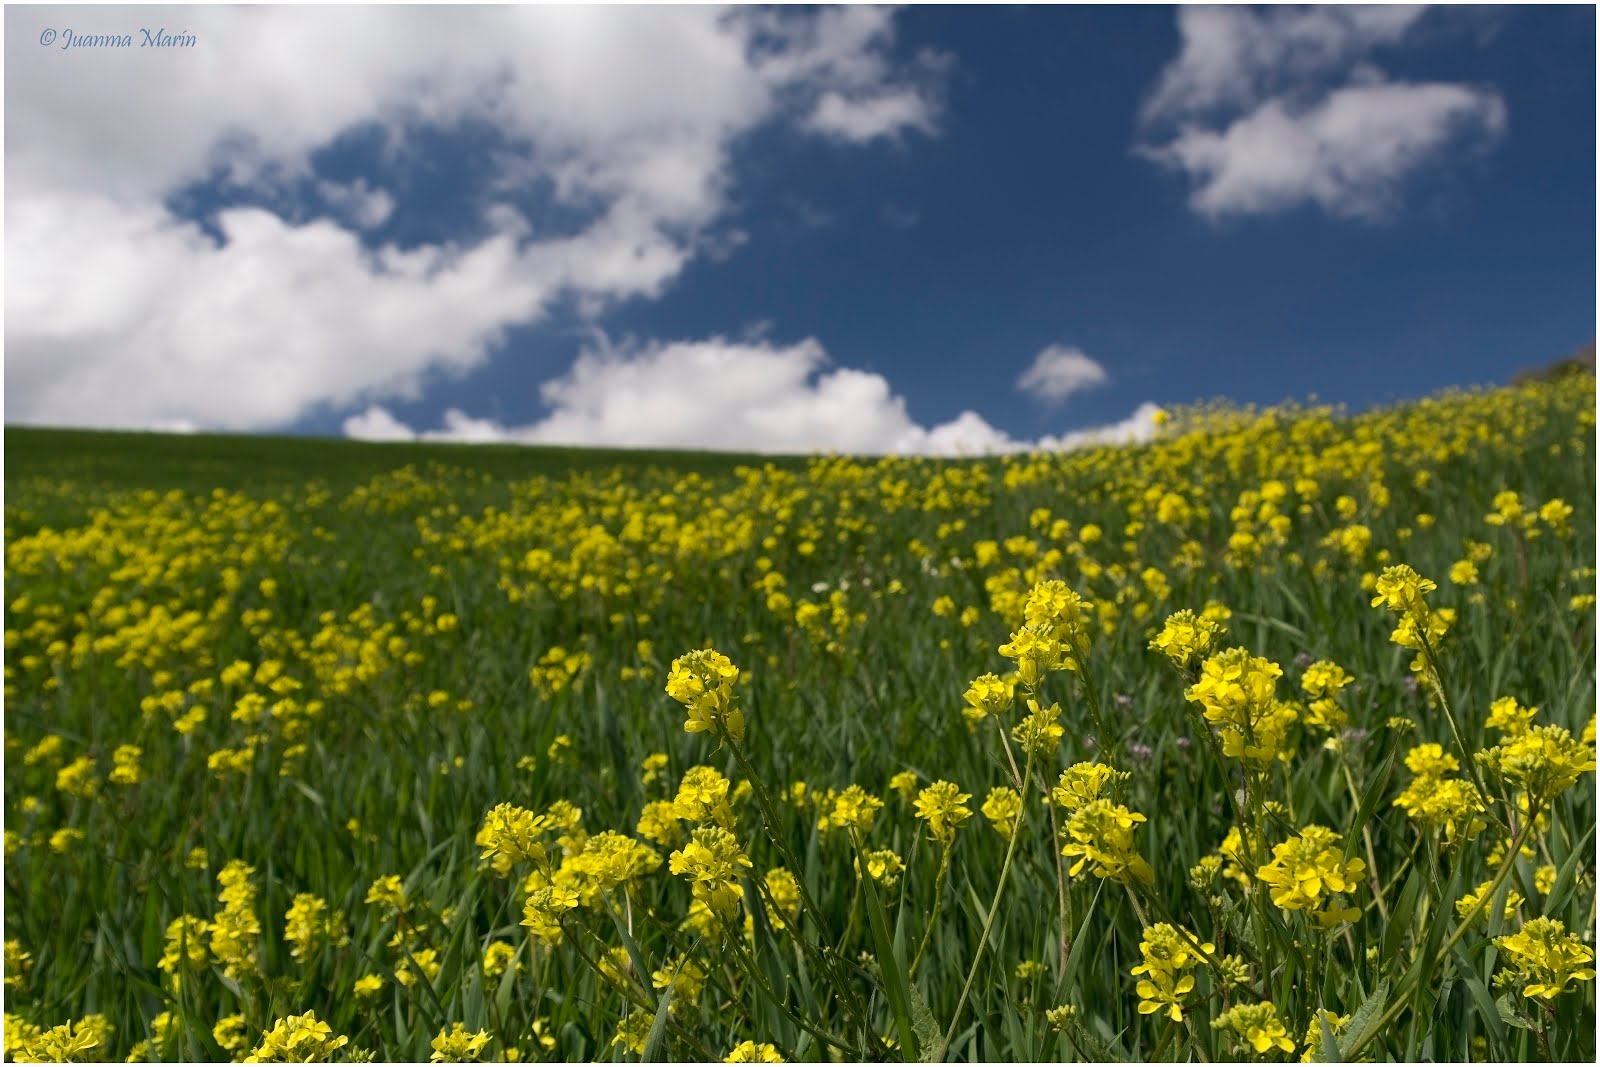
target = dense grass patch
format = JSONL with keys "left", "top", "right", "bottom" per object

{"left": 4, "top": 379, "right": 1594, "bottom": 1062}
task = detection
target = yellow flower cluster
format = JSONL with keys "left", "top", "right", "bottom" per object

{"left": 669, "top": 826, "right": 754, "bottom": 926}
{"left": 818, "top": 784, "right": 884, "bottom": 836}
{"left": 210, "top": 860, "right": 262, "bottom": 981}
{"left": 1299, "top": 660, "right": 1353, "bottom": 733}
{"left": 475, "top": 803, "right": 550, "bottom": 876}
{"left": 4, "top": 1013, "right": 111, "bottom": 1062}
{"left": 1061, "top": 799, "right": 1154, "bottom": 887}
{"left": 913, "top": 780, "right": 973, "bottom": 847}
{"left": 1052, "top": 762, "right": 1130, "bottom": 811}
{"left": 283, "top": 893, "right": 347, "bottom": 961}
{"left": 1148, "top": 608, "right": 1227, "bottom": 670}
{"left": 665, "top": 648, "right": 745, "bottom": 741}
{"left": 1476, "top": 724, "right": 1596, "bottom": 805}
{"left": 1185, "top": 648, "right": 1295, "bottom": 772}
{"left": 1393, "top": 743, "right": 1488, "bottom": 842}
{"left": 1370, "top": 564, "right": 1453, "bottom": 678}
{"left": 1255, "top": 826, "right": 1365, "bottom": 927}
{"left": 980, "top": 786, "right": 1022, "bottom": 837}
{"left": 1493, "top": 917, "right": 1596, "bottom": 999}
{"left": 243, "top": 1011, "right": 348, "bottom": 1063}
{"left": 724, "top": 1040, "right": 785, "bottom": 1062}
{"left": 1130, "top": 924, "right": 1213, "bottom": 1021}
{"left": 1212, "top": 1001, "right": 1295, "bottom": 1056}
{"left": 430, "top": 1023, "right": 491, "bottom": 1062}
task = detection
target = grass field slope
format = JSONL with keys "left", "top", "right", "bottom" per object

{"left": 3, "top": 376, "right": 1595, "bottom": 1062}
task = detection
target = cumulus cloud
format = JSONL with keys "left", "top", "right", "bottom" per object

{"left": 5, "top": 5, "right": 948, "bottom": 431}
{"left": 1138, "top": 6, "right": 1506, "bottom": 221}
{"left": 341, "top": 335, "right": 1159, "bottom": 458}
{"left": 1151, "top": 79, "right": 1506, "bottom": 221}
{"left": 1036, "top": 402, "right": 1163, "bottom": 452}
{"left": 806, "top": 87, "right": 938, "bottom": 143}
{"left": 317, "top": 179, "right": 396, "bottom": 231}
{"left": 343, "top": 405, "right": 417, "bottom": 443}
{"left": 1139, "top": 6, "right": 1428, "bottom": 125}
{"left": 1016, "top": 345, "right": 1110, "bottom": 406}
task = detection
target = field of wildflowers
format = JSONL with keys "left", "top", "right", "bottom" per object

{"left": 3, "top": 377, "right": 1595, "bottom": 1062}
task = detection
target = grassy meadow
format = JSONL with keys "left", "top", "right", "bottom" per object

{"left": 2, "top": 377, "right": 1596, "bottom": 1062}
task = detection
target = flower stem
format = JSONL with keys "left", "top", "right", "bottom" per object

{"left": 937, "top": 735, "right": 1038, "bottom": 1059}
{"left": 908, "top": 848, "right": 949, "bottom": 976}
{"left": 1342, "top": 803, "right": 1539, "bottom": 1060}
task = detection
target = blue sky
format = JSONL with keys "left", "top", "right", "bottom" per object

{"left": 6, "top": 5, "right": 1595, "bottom": 454}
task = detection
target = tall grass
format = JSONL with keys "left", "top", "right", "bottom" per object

{"left": 3, "top": 378, "right": 1594, "bottom": 1062}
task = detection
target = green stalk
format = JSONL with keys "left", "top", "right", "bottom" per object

{"left": 908, "top": 848, "right": 949, "bottom": 976}
{"left": 1037, "top": 763, "right": 1072, "bottom": 972}
{"left": 725, "top": 733, "right": 874, "bottom": 1033}
{"left": 1337, "top": 753, "right": 1390, "bottom": 923}
{"left": 1342, "top": 803, "right": 1540, "bottom": 1060}
{"left": 936, "top": 727, "right": 1038, "bottom": 1060}
{"left": 564, "top": 919, "right": 721, "bottom": 1062}
{"left": 724, "top": 929, "right": 869, "bottom": 1058}
{"left": 1417, "top": 629, "right": 1492, "bottom": 802}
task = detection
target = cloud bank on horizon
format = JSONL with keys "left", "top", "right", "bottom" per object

{"left": 5, "top": 5, "right": 1517, "bottom": 455}
{"left": 341, "top": 335, "right": 1160, "bottom": 456}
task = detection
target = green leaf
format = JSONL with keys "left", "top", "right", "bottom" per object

{"left": 642, "top": 986, "right": 674, "bottom": 1063}
{"left": 1344, "top": 750, "right": 1395, "bottom": 865}
{"left": 140, "top": 888, "right": 164, "bottom": 969}
{"left": 1337, "top": 978, "right": 1388, "bottom": 1060}
{"left": 1495, "top": 991, "right": 1533, "bottom": 1030}
{"left": 859, "top": 837, "right": 919, "bottom": 1061}
{"left": 1451, "top": 947, "right": 1506, "bottom": 1051}
{"left": 1382, "top": 865, "right": 1423, "bottom": 963}
{"left": 1060, "top": 883, "right": 1103, "bottom": 997}
{"left": 1234, "top": 608, "right": 1308, "bottom": 644}
{"left": 908, "top": 981, "right": 941, "bottom": 1063}
{"left": 1542, "top": 815, "right": 1594, "bottom": 916}
{"left": 494, "top": 949, "right": 520, "bottom": 1030}
{"left": 288, "top": 778, "right": 326, "bottom": 809}
{"left": 600, "top": 891, "right": 652, "bottom": 1005}
{"left": 1314, "top": 1008, "right": 1343, "bottom": 1063}
{"left": 740, "top": 877, "right": 789, "bottom": 1034}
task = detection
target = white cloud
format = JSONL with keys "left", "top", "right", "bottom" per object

{"left": 318, "top": 179, "right": 396, "bottom": 231}
{"left": 1138, "top": 6, "right": 1506, "bottom": 221}
{"left": 341, "top": 334, "right": 1158, "bottom": 458}
{"left": 5, "top": 5, "right": 947, "bottom": 431}
{"left": 1016, "top": 345, "right": 1110, "bottom": 406}
{"left": 1036, "top": 402, "right": 1163, "bottom": 452}
{"left": 1153, "top": 79, "right": 1507, "bottom": 221}
{"left": 343, "top": 405, "right": 417, "bottom": 442}
{"left": 1140, "top": 6, "right": 1428, "bottom": 125}
{"left": 806, "top": 87, "right": 937, "bottom": 143}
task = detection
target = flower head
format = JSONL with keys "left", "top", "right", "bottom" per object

{"left": 1060, "top": 799, "right": 1153, "bottom": 887}
{"left": 981, "top": 787, "right": 1022, "bottom": 837}
{"left": 725, "top": 1040, "right": 785, "bottom": 1062}
{"left": 244, "top": 1011, "right": 349, "bottom": 1063}
{"left": 1255, "top": 825, "right": 1365, "bottom": 927}
{"left": 1052, "top": 762, "right": 1129, "bottom": 812}
{"left": 1129, "top": 924, "right": 1213, "bottom": 1022}
{"left": 430, "top": 1023, "right": 491, "bottom": 1063}
{"left": 1476, "top": 725, "right": 1595, "bottom": 804}
{"left": 666, "top": 649, "right": 745, "bottom": 741}
{"left": 475, "top": 803, "right": 549, "bottom": 876}
{"left": 913, "top": 781, "right": 973, "bottom": 847}
{"left": 669, "top": 827, "right": 753, "bottom": 924}
{"left": 1149, "top": 609, "right": 1226, "bottom": 670}
{"left": 1212, "top": 1001, "right": 1295, "bottom": 1056}
{"left": 1494, "top": 917, "right": 1596, "bottom": 999}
